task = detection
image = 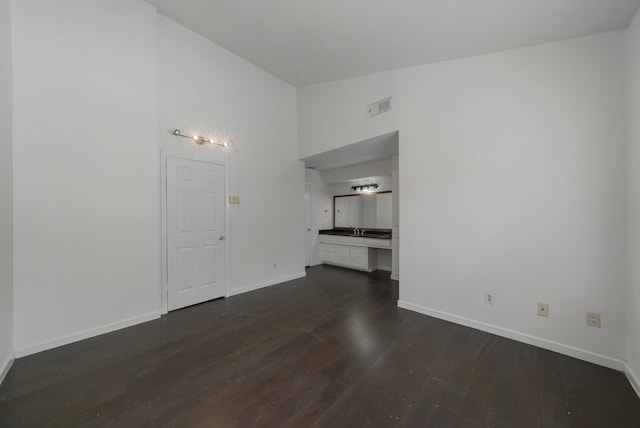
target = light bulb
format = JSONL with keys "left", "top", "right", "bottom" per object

{"left": 209, "top": 138, "right": 215, "bottom": 144}
{"left": 193, "top": 135, "right": 199, "bottom": 141}
{"left": 222, "top": 141, "right": 229, "bottom": 147}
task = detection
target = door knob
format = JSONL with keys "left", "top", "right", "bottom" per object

{"left": 218, "top": 235, "right": 225, "bottom": 240}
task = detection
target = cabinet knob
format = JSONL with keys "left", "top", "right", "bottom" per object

{"left": 218, "top": 235, "right": 225, "bottom": 241}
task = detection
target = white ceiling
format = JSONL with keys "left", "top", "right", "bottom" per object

{"left": 146, "top": 0, "right": 640, "bottom": 87}
{"left": 303, "top": 131, "right": 398, "bottom": 171}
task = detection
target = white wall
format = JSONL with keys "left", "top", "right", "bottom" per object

{"left": 626, "top": 8, "right": 640, "bottom": 392}
{"left": 12, "top": 0, "right": 161, "bottom": 355}
{"left": 0, "top": 0, "right": 14, "bottom": 382}
{"left": 157, "top": 16, "right": 305, "bottom": 296}
{"left": 9, "top": 2, "right": 305, "bottom": 355}
{"left": 391, "top": 154, "right": 399, "bottom": 279}
{"left": 299, "top": 31, "right": 627, "bottom": 368}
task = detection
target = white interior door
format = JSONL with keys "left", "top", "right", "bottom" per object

{"left": 167, "top": 157, "right": 226, "bottom": 311}
{"left": 305, "top": 184, "right": 312, "bottom": 267}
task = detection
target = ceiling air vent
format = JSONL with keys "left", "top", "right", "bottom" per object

{"left": 368, "top": 97, "right": 392, "bottom": 117}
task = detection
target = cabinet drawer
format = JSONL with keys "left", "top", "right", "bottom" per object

{"left": 363, "top": 238, "right": 391, "bottom": 249}
{"left": 321, "top": 243, "right": 335, "bottom": 253}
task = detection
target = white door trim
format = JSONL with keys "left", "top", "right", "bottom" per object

{"left": 160, "top": 151, "right": 230, "bottom": 314}
{"left": 305, "top": 183, "right": 312, "bottom": 267}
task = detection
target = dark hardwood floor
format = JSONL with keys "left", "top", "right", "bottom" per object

{"left": 1, "top": 265, "right": 638, "bottom": 427}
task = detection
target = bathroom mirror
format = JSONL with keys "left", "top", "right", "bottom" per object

{"left": 334, "top": 191, "right": 392, "bottom": 230}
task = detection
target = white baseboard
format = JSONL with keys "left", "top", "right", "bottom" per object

{"left": 228, "top": 272, "right": 307, "bottom": 297}
{"left": 397, "top": 300, "right": 625, "bottom": 371}
{"left": 390, "top": 273, "right": 399, "bottom": 281}
{"left": 0, "top": 350, "right": 15, "bottom": 385}
{"left": 626, "top": 362, "right": 640, "bottom": 398}
{"left": 15, "top": 311, "right": 161, "bottom": 358}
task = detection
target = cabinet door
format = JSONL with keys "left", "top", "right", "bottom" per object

{"left": 349, "top": 246, "right": 368, "bottom": 269}
{"left": 321, "top": 243, "right": 335, "bottom": 264}
{"left": 335, "top": 245, "right": 350, "bottom": 265}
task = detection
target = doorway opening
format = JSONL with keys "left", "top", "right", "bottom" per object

{"left": 301, "top": 131, "right": 399, "bottom": 280}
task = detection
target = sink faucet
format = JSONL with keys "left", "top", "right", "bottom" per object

{"left": 353, "top": 227, "right": 358, "bottom": 235}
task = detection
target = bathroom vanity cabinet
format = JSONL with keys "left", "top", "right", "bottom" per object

{"left": 317, "top": 233, "right": 391, "bottom": 272}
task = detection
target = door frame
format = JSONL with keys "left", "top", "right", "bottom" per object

{"left": 160, "top": 152, "right": 230, "bottom": 314}
{"left": 305, "top": 183, "right": 312, "bottom": 267}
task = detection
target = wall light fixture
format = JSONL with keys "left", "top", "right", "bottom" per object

{"left": 351, "top": 184, "right": 379, "bottom": 193}
{"left": 172, "top": 129, "right": 232, "bottom": 148}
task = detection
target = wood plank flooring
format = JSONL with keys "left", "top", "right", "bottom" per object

{"left": 1, "top": 265, "right": 638, "bottom": 427}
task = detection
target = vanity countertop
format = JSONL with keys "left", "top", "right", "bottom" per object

{"left": 318, "top": 229, "right": 392, "bottom": 240}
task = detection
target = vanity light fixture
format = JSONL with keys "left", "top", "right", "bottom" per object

{"left": 172, "top": 129, "right": 231, "bottom": 148}
{"left": 351, "top": 184, "right": 379, "bottom": 193}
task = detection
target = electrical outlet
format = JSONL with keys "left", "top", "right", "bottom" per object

{"left": 484, "top": 292, "right": 495, "bottom": 305}
{"left": 537, "top": 302, "right": 549, "bottom": 318}
{"left": 587, "top": 312, "right": 601, "bottom": 328}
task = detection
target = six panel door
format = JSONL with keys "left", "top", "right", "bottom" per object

{"left": 167, "top": 157, "right": 226, "bottom": 311}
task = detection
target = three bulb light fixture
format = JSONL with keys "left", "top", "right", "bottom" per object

{"left": 351, "top": 184, "right": 379, "bottom": 193}
{"left": 173, "top": 129, "right": 232, "bottom": 148}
